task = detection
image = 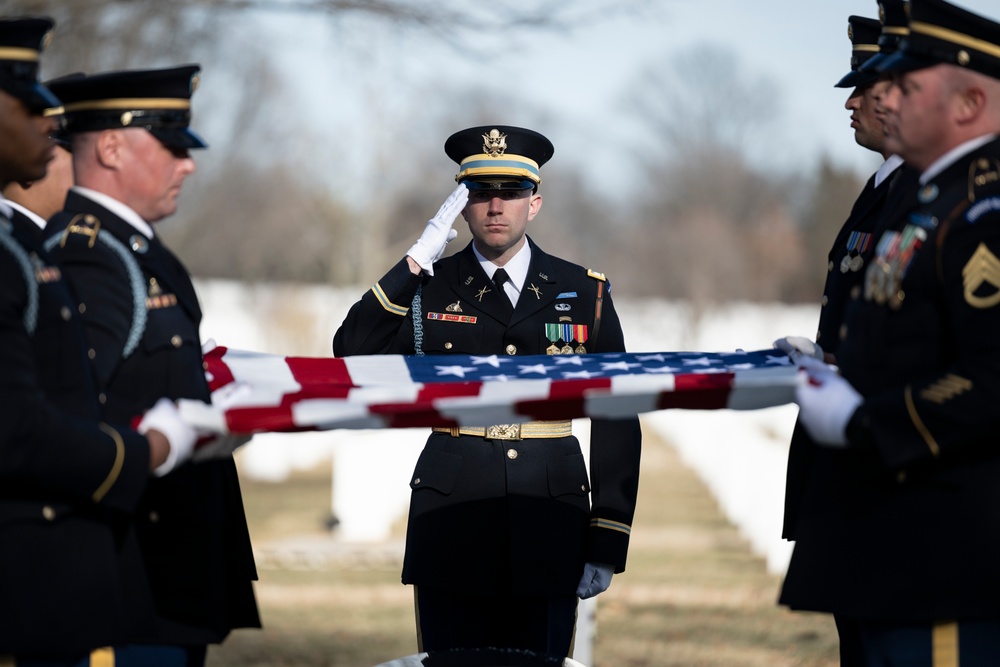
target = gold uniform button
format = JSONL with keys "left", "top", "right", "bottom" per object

{"left": 816, "top": 331, "right": 822, "bottom": 341}
{"left": 60, "top": 306, "right": 72, "bottom": 321}
{"left": 149, "top": 511, "right": 160, "bottom": 523}
{"left": 413, "top": 478, "right": 421, "bottom": 485}
{"left": 98, "top": 393, "right": 107, "bottom": 405}
{"left": 821, "top": 295, "right": 829, "bottom": 307}
{"left": 42, "top": 505, "right": 56, "bottom": 521}
{"left": 851, "top": 285, "right": 862, "bottom": 300}
{"left": 171, "top": 335, "right": 182, "bottom": 348}
{"left": 506, "top": 448, "right": 518, "bottom": 460}
{"left": 88, "top": 348, "right": 96, "bottom": 360}
{"left": 78, "top": 303, "right": 86, "bottom": 314}
{"left": 828, "top": 260, "right": 835, "bottom": 272}
{"left": 896, "top": 290, "right": 905, "bottom": 303}
{"left": 505, "top": 344, "right": 517, "bottom": 355}
{"left": 839, "top": 324, "right": 848, "bottom": 341}
{"left": 580, "top": 484, "right": 587, "bottom": 492}
{"left": 444, "top": 342, "right": 453, "bottom": 350}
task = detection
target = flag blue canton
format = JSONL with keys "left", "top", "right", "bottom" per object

{"left": 402, "top": 349, "right": 794, "bottom": 383}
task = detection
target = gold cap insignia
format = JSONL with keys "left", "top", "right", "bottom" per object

{"left": 482, "top": 129, "right": 507, "bottom": 157}
{"left": 848, "top": 24, "right": 854, "bottom": 41}
{"left": 190, "top": 73, "right": 200, "bottom": 94}
{"left": 879, "top": 4, "right": 886, "bottom": 24}
{"left": 957, "top": 50, "right": 970, "bottom": 67}
{"left": 120, "top": 110, "right": 133, "bottom": 126}
{"left": 41, "top": 31, "right": 53, "bottom": 51}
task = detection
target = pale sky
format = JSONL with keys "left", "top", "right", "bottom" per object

{"left": 202, "top": 0, "right": 999, "bottom": 202}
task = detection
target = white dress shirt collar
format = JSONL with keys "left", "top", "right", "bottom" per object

{"left": 473, "top": 239, "right": 532, "bottom": 307}
{"left": 72, "top": 185, "right": 155, "bottom": 238}
{"left": 920, "top": 134, "right": 998, "bottom": 185}
{"left": 874, "top": 154, "right": 905, "bottom": 189}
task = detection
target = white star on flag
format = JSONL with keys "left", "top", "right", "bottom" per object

{"left": 435, "top": 365, "right": 477, "bottom": 378}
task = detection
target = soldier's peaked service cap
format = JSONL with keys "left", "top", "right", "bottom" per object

{"left": 836, "top": 15, "right": 883, "bottom": 88}
{"left": 876, "top": 0, "right": 1000, "bottom": 81}
{"left": 858, "top": 0, "right": 912, "bottom": 74}
{"left": 48, "top": 65, "right": 207, "bottom": 150}
{"left": 445, "top": 125, "right": 554, "bottom": 192}
{"left": 0, "top": 16, "right": 60, "bottom": 113}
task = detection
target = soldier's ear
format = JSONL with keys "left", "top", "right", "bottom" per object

{"left": 94, "top": 129, "right": 124, "bottom": 169}
{"left": 527, "top": 193, "right": 542, "bottom": 221}
{"left": 954, "top": 84, "right": 987, "bottom": 125}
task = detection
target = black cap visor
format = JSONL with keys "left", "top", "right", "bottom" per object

{"left": 835, "top": 69, "right": 881, "bottom": 88}
{"left": 462, "top": 177, "right": 535, "bottom": 192}
{"left": 149, "top": 126, "right": 207, "bottom": 150}
{"left": 873, "top": 49, "right": 941, "bottom": 74}
{"left": 0, "top": 78, "right": 61, "bottom": 114}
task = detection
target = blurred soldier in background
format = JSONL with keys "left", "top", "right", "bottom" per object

{"left": 0, "top": 17, "right": 196, "bottom": 666}
{"left": 788, "top": 0, "right": 1000, "bottom": 662}
{"left": 775, "top": 5, "right": 912, "bottom": 665}
{"left": 45, "top": 67, "right": 260, "bottom": 667}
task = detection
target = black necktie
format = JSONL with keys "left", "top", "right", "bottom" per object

{"left": 493, "top": 268, "right": 513, "bottom": 312}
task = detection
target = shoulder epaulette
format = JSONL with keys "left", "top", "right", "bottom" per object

{"left": 587, "top": 269, "right": 607, "bottom": 282}
{"left": 45, "top": 218, "right": 147, "bottom": 359}
{"left": 57, "top": 213, "right": 101, "bottom": 249}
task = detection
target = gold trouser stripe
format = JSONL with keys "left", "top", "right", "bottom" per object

{"left": 94, "top": 423, "right": 126, "bottom": 503}
{"left": 432, "top": 420, "right": 572, "bottom": 440}
{"left": 0, "top": 656, "right": 13, "bottom": 667}
{"left": 91, "top": 647, "right": 115, "bottom": 667}
{"left": 413, "top": 586, "right": 424, "bottom": 653}
{"left": 905, "top": 385, "right": 941, "bottom": 457}
{"left": 932, "top": 620, "right": 959, "bottom": 667}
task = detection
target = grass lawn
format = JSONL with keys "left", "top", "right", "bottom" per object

{"left": 208, "top": 421, "right": 838, "bottom": 667}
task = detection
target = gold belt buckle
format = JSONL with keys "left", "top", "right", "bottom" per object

{"left": 484, "top": 424, "right": 521, "bottom": 440}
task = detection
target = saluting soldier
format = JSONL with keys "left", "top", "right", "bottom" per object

{"left": 43, "top": 68, "right": 260, "bottom": 667}
{"left": 0, "top": 18, "right": 196, "bottom": 666}
{"left": 788, "top": 0, "right": 1000, "bottom": 662}
{"left": 333, "top": 125, "right": 642, "bottom": 659}
{"left": 774, "top": 6, "right": 914, "bottom": 665}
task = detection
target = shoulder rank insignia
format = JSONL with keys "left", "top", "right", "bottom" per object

{"left": 586, "top": 269, "right": 606, "bottom": 282}
{"left": 962, "top": 242, "right": 1000, "bottom": 309}
{"left": 969, "top": 157, "right": 1000, "bottom": 201}
{"left": 59, "top": 213, "right": 101, "bottom": 249}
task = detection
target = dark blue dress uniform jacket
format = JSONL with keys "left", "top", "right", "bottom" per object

{"left": 46, "top": 190, "right": 260, "bottom": 644}
{"left": 782, "top": 163, "right": 916, "bottom": 541}
{"left": 0, "top": 211, "right": 152, "bottom": 655}
{"left": 780, "top": 138, "right": 1000, "bottom": 620}
{"left": 333, "top": 238, "right": 642, "bottom": 596}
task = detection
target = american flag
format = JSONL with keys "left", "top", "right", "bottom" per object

{"left": 178, "top": 346, "right": 799, "bottom": 435}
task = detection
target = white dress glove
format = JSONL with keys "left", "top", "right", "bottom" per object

{"left": 192, "top": 382, "right": 254, "bottom": 462}
{"left": 576, "top": 561, "right": 615, "bottom": 599}
{"left": 138, "top": 398, "right": 197, "bottom": 477}
{"left": 795, "top": 358, "right": 863, "bottom": 447}
{"left": 774, "top": 335, "right": 825, "bottom": 362}
{"left": 405, "top": 183, "right": 469, "bottom": 276}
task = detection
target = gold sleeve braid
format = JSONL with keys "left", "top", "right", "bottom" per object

{"left": 93, "top": 423, "right": 126, "bottom": 503}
